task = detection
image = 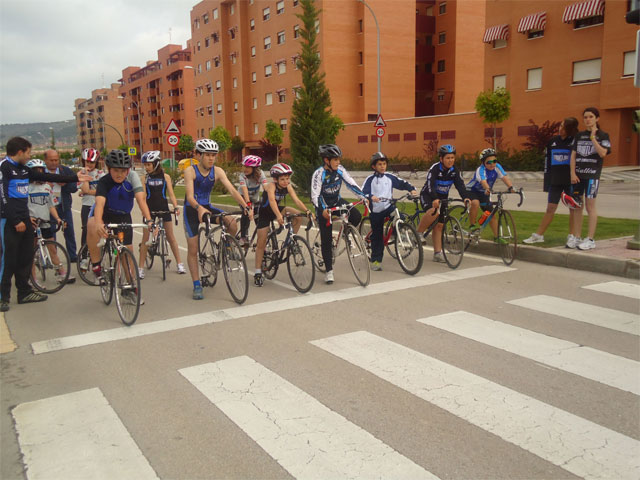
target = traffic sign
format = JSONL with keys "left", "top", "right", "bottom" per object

{"left": 375, "top": 127, "right": 385, "bottom": 138}
{"left": 374, "top": 114, "right": 386, "bottom": 128}
{"left": 164, "top": 119, "right": 182, "bottom": 135}
{"left": 167, "top": 134, "right": 180, "bottom": 147}
{"left": 128, "top": 147, "right": 137, "bottom": 156}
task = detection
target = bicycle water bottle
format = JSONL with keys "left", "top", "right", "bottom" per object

{"left": 478, "top": 210, "right": 491, "bottom": 225}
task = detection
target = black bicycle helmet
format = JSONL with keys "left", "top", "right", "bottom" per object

{"left": 370, "top": 151, "right": 388, "bottom": 166}
{"left": 438, "top": 144, "right": 456, "bottom": 157}
{"left": 105, "top": 149, "right": 132, "bottom": 169}
{"left": 318, "top": 144, "right": 342, "bottom": 159}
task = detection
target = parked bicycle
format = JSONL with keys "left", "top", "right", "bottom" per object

{"left": 449, "top": 188, "right": 524, "bottom": 265}
{"left": 359, "top": 194, "right": 423, "bottom": 275}
{"left": 143, "top": 210, "right": 179, "bottom": 281}
{"left": 30, "top": 219, "right": 70, "bottom": 294}
{"left": 306, "top": 200, "right": 370, "bottom": 286}
{"left": 261, "top": 213, "right": 315, "bottom": 293}
{"left": 198, "top": 211, "right": 249, "bottom": 304}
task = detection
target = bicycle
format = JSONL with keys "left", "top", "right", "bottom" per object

{"left": 235, "top": 206, "right": 261, "bottom": 258}
{"left": 97, "top": 223, "right": 148, "bottom": 326}
{"left": 142, "top": 210, "right": 179, "bottom": 281}
{"left": 306, "top": 200, "right": 370, "bottom": 286}
{"left": 30, "top": 220, "right": 70, "bottom": 294}
{"left": 261, "top": 213, "right": 315, "bottom": 293}
{"left": 198, "top": 211, "right": 249, "bottom": 304}
{"left": 449, "top": 188, "right": 524, "bottom": 266}
{"left": 359, "top": 194, "right": 424, "bottom": 275}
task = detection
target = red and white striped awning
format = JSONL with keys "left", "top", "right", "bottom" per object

{"left": 562, "top": 0, "right": 605, "bottom": 23}
{"left": 275, "top": 58, "right": 286, "bottom": 65}
{"left": 483, "top": 24, "right": 509, "bottom": 43}
{"left": 517, "top": 12, "right": 547, "bottom": 32}
{"left": 276, "top": 88, "right": 286, "bottom": 93}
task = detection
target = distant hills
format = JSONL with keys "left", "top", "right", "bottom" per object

{"left": 0, "top": 120, "right": 77, "bottom": 148}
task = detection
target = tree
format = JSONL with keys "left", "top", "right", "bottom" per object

{"left": 475, "top": 87, "right": 511, "bottom": 149}
{"left": 117, "top": 143, "right": 129, "bottom": 151}
{"left": 289, "top": 0, "right": 345, "bottom": 194}
{"left": 264, "top": 120, "right": 284, "bottom": 162}
{"left": 50, "top": 129, "right": 56, "bottom": 150}
{"left": 209, "top": 126, "right": 232, "bottom": 159}
{"left": 178, "top": 134, "right": 195, "bottom": 156}
{"left": 230, "top": 135, "right": 246, "bottom": 163}
{"left": 522, "top": 119, "right": 561, "bottom": 153}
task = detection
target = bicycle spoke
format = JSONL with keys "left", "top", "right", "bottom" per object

{"left": 394, "top": 222, "right": 423, "bottom": 275}
{"left": 221, "top": 235, "right": 248, "bottom": 304}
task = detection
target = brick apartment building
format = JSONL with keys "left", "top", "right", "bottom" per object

{"left": 73, "top": 84, "right": 125, "bottom": 152}
{"left": 118, "top": 44, "right": 197, "bottom": 160}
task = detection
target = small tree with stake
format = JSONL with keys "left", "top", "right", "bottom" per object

{"left": 475, "top": 87, "right": 511, "bottom": 150}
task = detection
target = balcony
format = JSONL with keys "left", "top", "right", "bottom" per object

{"left": 415, "top": 73, "right": 434, "bottom": 91}
{"left": 416, "top": 14, "right": 435, "bottom": 33}
{"left": 416, "top": 44, "right": 435, "bottom": 63}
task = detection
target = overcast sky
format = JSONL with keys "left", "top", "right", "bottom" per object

{"left": 0, "top": 0, "right": 192, "bottom": 125}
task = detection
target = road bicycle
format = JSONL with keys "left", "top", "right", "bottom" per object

{"left": 235, "top": 206, "right": 261, "bottom": 258}
{"left": 30, "top": 220, "right": 70, "bottom": 294}
{"left": 198, "top": 211, "right": 249, "bottom": 304}
{"left": 261, "top": 213, "right": 315, "bottom": 293}
{"left": 98, "top": 223, "right": 148, "bottom": 326}
{"left": 306, "top": 200, "right": 370, "bottom": 286}
{"left": 359, "top": 194, "right": 424, "bottom": 275}
{"left": 448, "top": 188, "right": 524, "bottom": 266}
{"left": 143, "top": 210, "right": 179, "bottom": 281}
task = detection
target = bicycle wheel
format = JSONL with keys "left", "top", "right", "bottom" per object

{"left": 306, "top": 222, "right": 326, "bottom": 273}
{"left": 358, "top": 216, "right": 373, "bottom": 260}
{"left": 441, "top": 216, "right": 464, "bottom": 269}
{"left": 287, "top": 235, "right": 315, "bottom": 293}
{"left": 394, "top": 221, "right": 423, "bottom": 275}
{"left": 344, "top": 225, "right": 370, "bottom": 286}
{"left": 160, "top": 231, "right": 167, "bottom": 281}
{"left": 31, "top": 240, "right": 70, "bottom": 293}
{"left": 198, "top": 226, "right": 218, "bottom": 287}
{"left": 100, "top": 247, "right": 114, "bottom": 305}
{"left": 114, "top": 248, "right": 141, "bottom": 326}
{"left": 77, "top": 243, "right": 99, "bottom": 286}
{"left": 262, "top": 230, "right": 280, "bottom": 280}
{"left": 498, "top": 210, "right": 518, "bottom": 266}
{"left": 384, "top": 219, "right": 398, "bottom": 259}
{"left": 448, "top": 205, "right": 473, "bottom": 251}
{"left": 221, "top": 235, "right": 248, "bottom": 304}
{"left": 144, "top": 241, "right": 155, "bottom": 269}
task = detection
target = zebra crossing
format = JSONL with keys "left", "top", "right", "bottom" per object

{"left": 11, "top": 280, "right": 640, "bottom": 479}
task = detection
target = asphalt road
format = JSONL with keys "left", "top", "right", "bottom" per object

{"left": 1, "top": 207, "right": 639, "bottom": 480}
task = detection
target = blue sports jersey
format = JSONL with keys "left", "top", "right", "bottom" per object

{"left": 191, "top": 165, "right": 216, "bottom": 206}
{"left": 466, "top": 163, "right": 506, "bottom": 192}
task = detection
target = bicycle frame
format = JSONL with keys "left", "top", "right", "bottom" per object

{"left": 464, "top": 189, "right": 524, "bottom": 240}
{"left": 325, "top": 200, "right": 367, "bottom": 255}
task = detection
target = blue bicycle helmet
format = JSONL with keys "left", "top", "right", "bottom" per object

{"left": 438, "top": 144, "right": 456, "bottom": 157}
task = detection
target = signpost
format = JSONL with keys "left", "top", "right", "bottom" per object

{"left": 128, "top": 147, "right": 137, "bottom": 157}
{"left": 164, "top": 120, "right": 182, "bottom": 170}
{"left": 375, "top": 127, "right": 385, "bottom": 138}
{"left": 374, "top": 115, "right": 386, "bottom": 146}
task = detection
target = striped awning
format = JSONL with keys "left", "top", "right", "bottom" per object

{"left": 517, "top": 12, "right": 547, "bottom": 32}
{"left": 276, "top": 88, "right": 286, "bottom": 93}
{"left": 275, "top": 58, "right": 286, "bottom": 65}
{"left": 562, "top": 0, "right": 605, "bottom": 23}
{"left": 483, "top": 24, "right": 509, "bottom": 43}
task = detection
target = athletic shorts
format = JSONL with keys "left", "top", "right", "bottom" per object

{"left": 547, "top": 184, "right": 572, "bottom": 204}
{"left": 256, "top": 205, "right": 285, "bottom": 229}
{"left": 88, "top": 205, "right": 134, "bottom": 244}
{"left": 573, "top": 178, "right": 599, "bottom": 199}
{"left": 467, "top": 190, "right": 491, "bottom": 207}
{"left": 39, "top": 226, "right": 55, "bottom": 239}
{"left": 184, "top": 204, "right": 223, "bottom": 239}
{"left": 419, "top": 194, "right": 446, "bottom": 223}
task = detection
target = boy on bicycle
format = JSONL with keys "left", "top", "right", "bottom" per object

{"left": 466, "top": 148, "right": 515, "bottom": 242}
{"left": 311, "top": 144, "right": 367, "bottom": 284}
{"left": 362, "top": 152, "right": 418, "bottom": 271}
{"left": 253, "top": 163, "right": 312, "bottom": 287}
{"left": 183, "top": 138, "right": 252, "bottom": 300}
{"left": 417, "top": 144, "right": 470, "bottom": 263}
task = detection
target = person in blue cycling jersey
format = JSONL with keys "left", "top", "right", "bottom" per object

{"left": 311, "top": 144, "right": 367, "bottom": 284}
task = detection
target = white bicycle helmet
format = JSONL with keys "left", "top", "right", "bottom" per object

{"left": 141, "top": 150, "right": 162, "bottom": 163}
{"left": 26, "top": 159, "right": 46, "bottom": 169}
{"left": 242, "top": 155, "right": 262, "bottom": 167}
{"left": 479, "top": 148, "right": 496, "bottom": 162}
{"left": 195, "top": 138, "right": 219, "bottom": 153}
{"left": 270, "top": 163, "right": 293, "bottom": 177}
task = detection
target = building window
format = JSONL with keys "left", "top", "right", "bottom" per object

{"left": 315, "top": 19, "right": 320, "bottom": 33}
{"left": 233, "top": 77, "right": 238, "bottom": 88}
{"left": 359, "top": 83, "right": 363, "bottom": 96}
{"left": 263, "top": 7, "right": 270, "bottom": 21}
{"left": 206, "top": 60, "right": 211, "bottom": 71}
{"left": 493, "top": 74, "right": 506, "bottom": 90}
{"left": 438, "top": 32, "right": 446, "bottom": 44}
{"left": 527, "top": 67, "right": 542, "bottom": 90}
{"left": 623, "top": 51, "right": 636, "bottom": 77}
{"left": 207, "top": 105, "right": 213, "bottom": 115}
{"left": 216, "top": 80, "right": 221, "bottom": 90}
{"left": 528, "top": 29, "right": 544, "bottom": 39}
{"left": 572, "top": 58, "right": 601, "bottom": 84}
{"left": 358, "top": 19, "right": 363, "bottom": 32}
{"left": 293, "top": 0, "right": 298, "bottom": 5}
{"left": 439, "top": 2, "right": 446, "bottom": 14}
{"left": 278, "top": 62, "right": 286, "bottom": 74}
{"left": 277, "top": 0, "right": 284, "bottom": 14}
{"left": 251, "top": 46, "right": 256, "bottom": 57}
{"left": 205, "top": 37, "right": 210, "bottom": 48}
{"left": 425, "top": 63, "right": 432, "bottom": 73}
{"left": 278, "top": 90, "right": 286, "bottom": 102}
{"left": 437, "top": 89, "right": 445, "bottom": 101}
{"left": 231, "top": 54, "right": 237, "bottom": 65}
{"left": 206, "top": 83, "right": 212, "bottom": 93}
{"left": 254, "top": 123, "right": 259, "bottom": 134}
{"left": 277, "top": 30, "right": 285, "bottom": 44}
{"left": 437, "top": 60, "right": 445, "bottom": 73}
{"left": 203, "top": 13, "right": 209, "bottom": 24}
{"left": 253, "top": 98, "right": 258, "bottom": 109}
{"left": 575, "top": 15, "right": 604, "bottom": 29}
{"left": 252, "top": 72, "right": 257, "bottom": 82}
{"left": 197, "top": 64, "right": 202, "bottom": 73}
{"left": 229, "top": 3, "right": 234, "bottom": 15}
{"left": 426, "top": 6, "right": 433, "bottom": 15}
{"left": 213, "top": 8, "right": 218, "bottom": 19}
{"left": 250, "top": 18, "right": 255, "bottom": 31}
{"left": 265, "top": 64, "right": 272, "bottom": 77}
{"left": 197, "top": 41, "right": 201, "bottom": 51}
{"left": 194, "top": 18, "right": 200, "bottom": 29}
{"left": 280, "top": 118, "right": 287, "bottom": 130}
{"left": 265, "top": 92, "right": 273, "bottom": 105}
{"left": 359, "top": 51, "right": 363, "bottom": 65}
{"left": 213, "top": 32, "right": 219, "bottom": 43}
{"left": 214, "top": 56, "right": 220, "bottom": 67}
{"left": 264, "top": 36, "right": 271, "bottom": 49}
{"left": 234, "top": 102, "right": 238, "bottom": 112}
{"left": 235, "top": 125, "right": 239, "bottom": 135}
{"left": 294, "top": 25, "right": 300, "bottom": 38}
{"left": 493, "top": 38, "right": 507, "bottom": 49}
{"left": 217, "top": 104, "right": 222, "bottom": 113}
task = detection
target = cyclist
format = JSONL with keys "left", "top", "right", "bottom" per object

{"left": 253, "top": 163, "right": 312, "bottom": 287}
{"left": 184, "top": 138, "right": 252, "bottom": 300}
{"left": 238, "top": 155, "right": 267, "bottom": 246}
{"left": 311, "top": 144, "right": 367, "bottom": 284}
{"left": 416, "top": 144, "right": 470, "bottom": 263}
{"left": 466, "top": 148, "right": 515, "bottom": 241}
{"left": 27, "top": 159, "right": 74, "bottom": 284}
{"left": 137, "top": 150, "right": 185, "bottom": 279}
{"left": 361, "top": 152, "right": 418, "bottom": 271}
{"left": 523, "top": 117, "right": 579, "bottom": 245}
{"left": 79, "top": 148, "right": 106, "bottom": 252}
{"left": 569, "top": 107, "right": 611, "bottom": 251}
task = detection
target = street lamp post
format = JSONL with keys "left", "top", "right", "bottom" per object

{"left": 130, "top": 98, "right": 143, "bottom": 154}
{"left": 357, "top": 0, "right": 382, "bottom": 152}
{"left": 85, "top": 111, "right": 124, "bottom": 150}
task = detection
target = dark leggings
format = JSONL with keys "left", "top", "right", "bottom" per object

{"left": 240, "top": 205, "right": 260, "bottom": 237}
{"left": 317, "top": 200, "right": 362, "bottom": 272}
{"left": 1, "top": 219, "right": 35, "bottom": 301}
{"left": 81, "top": 205, "right": 91, "bottom": 246}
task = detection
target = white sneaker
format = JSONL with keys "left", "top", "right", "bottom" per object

{"left": 177, "top": 263, "right": 186, "bottom": 274}
{"left": 523, "top": 233, "right": 544, "bottom": 244}
{"left": 325, "top": 270, "right": 334, "bottom": 284}
{"left": 138, "top": 268, "right": 145, "bottom": 279}
{"left": 565, "top": 234, "right": 581, "bottom": 249}
{"left": 433, "top": 252, "right": 446, "bottom": 263}
{"left": 577, "top": 238, "right": 596, "bottom": 250}
{"left": 79, "top": 258, "right": 89, "bottom": 270}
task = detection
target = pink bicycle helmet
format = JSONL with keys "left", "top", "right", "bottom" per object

{"left": 270, "top": 163, "right": 293, "bottom": 177}
{"left": 242, "top": 155, "right": 262, "bottom": 167}
{"left": 561, "top": 191, "right": 582, "bottom": 210}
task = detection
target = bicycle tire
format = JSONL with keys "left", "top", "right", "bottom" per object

{"left": 358, "top": 216, "right": 373, "bottom": 260}
{"left": 344, "top": 225, "right": 370, "bottom": 286}
{"left": 384, "top": 219, "right": 399, "bottom": 259}
{"left": 145, "top": 241, "right": 155, "bottom": 269}
{"left": 394, "top": 221, "right": 423, "bottom": 275}
{"left": 306, "top": 221, "right": 326, "bottom": 273}
{"left": 221, "top": 234, "right": 248, "bottom": 304}
{"left": 100, "top": 247, "right": 114, "bottom": 305}
{"left": 160, "top": 231, "right": 167, "bottom": 281}
{"left": 114, "top": 248, "right": 141, "bottom": 326}
{"left": 31, "top": 240, "right": 70, "bottom": 293}
{"left": 498, "top": 210, "right": 518, "bottom": 266}
{"left": 262, "top": 230, "right": 280, "bottom": 280}
{"left": 77, "top": 243, "right": 100, "bottom": 286}
{"left": 198, "top": 226, "right": 218, "bottom": 287}
{"left": 287, "top": 235, "right": 315, "bottom": 293}
{"left": 448, "top": 205, "right": 474, "bottom": 251}
{"left": 441, "top": 215, "right": 464, "bottom": 269}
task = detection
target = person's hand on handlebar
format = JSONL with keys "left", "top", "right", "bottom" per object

{"left": 197, "top": 205, "right": 209, "bottom": 223}
{"left": 464, "top": 198, "right": 471, "bottom": 208}
{"left": 371, "top": 195, "right": 380, "bottom": 203}
{"left": 322, "top": 209, "right": 331, "bottom": 220}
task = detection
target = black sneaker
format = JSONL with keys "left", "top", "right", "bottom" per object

{"left": 18, "top": 292, "right": 48, "bottom": 304}
{"left": 0, "top": 300, "right": 9, "bottom": 312}
{"left": 254, "top": 273, "right": 264, "bottom": 287}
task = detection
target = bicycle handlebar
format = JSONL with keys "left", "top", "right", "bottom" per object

{"left": 152, "top": 210, "right": 180, "bottom": 226}
{"left": 325, "top": 199, "right": 367, "bottom": 226}
{"left": 105, "top": 223, "right": 150, "bottom": 229}
{"left": 491, "top": 188, "right": 525, "bottom": 208}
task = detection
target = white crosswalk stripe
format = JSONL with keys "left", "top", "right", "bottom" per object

{"left": 582, "top": 281, "right": 640, "bottom": 300}
{"left": 507, "top": 295, "right": 640, "bottom": 335}
{"left": 417, "top": 311, "right": 640, "bottom": 395}
{"left": 179, "top": 356, "right": 438, "bottom": 480}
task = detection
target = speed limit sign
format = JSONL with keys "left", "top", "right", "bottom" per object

{"left": 167, "top": 134, "right": 180, "bottom": 147}
{"left": 375, "top": 127, "right": 385, "bottom": 138}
